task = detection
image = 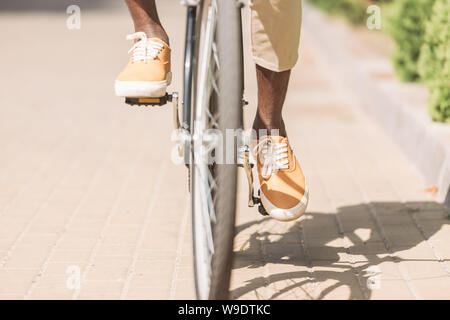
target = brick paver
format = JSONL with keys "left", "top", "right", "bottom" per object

{"left": 0, "top": 2, "right": 448, "bottom": 300}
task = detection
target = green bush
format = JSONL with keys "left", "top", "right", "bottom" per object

{"left": 428, "top": 85, "right": 450, "bottom": 122}
{"left": 308, "top": 0, "right": 367, "bottom": 24}
{"left": 310, "top": 0, "right": 367, "bottom": 24}
{"left": 419, "top": 0, "right": 450, "bottom": 122}
{"left": 385, "top": 0, "right": 436, "bottom": 82}
{"left": 308, "top": 0, "right": 393, "bottom": 25}
{"left": 339, "top": 0, "right": 370, "bottom": 24}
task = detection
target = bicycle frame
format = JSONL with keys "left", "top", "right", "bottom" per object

{"left": 181, "top": 1, "right": 205, "bottom": 166}
{"left": 182, "top": 5, "right": 197, "bottom": 133}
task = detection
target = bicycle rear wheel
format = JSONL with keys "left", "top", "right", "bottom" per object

{"left": 190, "top": 0, "right": 243, "bottom": 300}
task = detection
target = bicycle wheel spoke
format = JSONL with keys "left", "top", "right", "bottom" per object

{"left": 212, "top": 42, "right": 220, "bottom": 71}
{"left": 209, "top": 67, "right": 219, "bottom": 97}
{"left": 196, "top": 165, "right": 216, "bottom": 252}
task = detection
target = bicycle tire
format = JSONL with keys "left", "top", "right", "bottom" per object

{"left": 191, "top": 0, "right": 243, "bottom": 300}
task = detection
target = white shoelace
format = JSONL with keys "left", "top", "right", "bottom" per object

{"left": 126, "top": 32, "right": 164, "bottom": 63}
{"left": 254, "top": 137, "right": 290, "bottom": 179}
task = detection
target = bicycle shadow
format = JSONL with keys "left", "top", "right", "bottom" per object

{"left": 231, "top": 201, "right": 450, "bottom": 300}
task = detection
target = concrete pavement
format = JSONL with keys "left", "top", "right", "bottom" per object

{"left": 0, "top": 1, "right": 449, "bottom": 300}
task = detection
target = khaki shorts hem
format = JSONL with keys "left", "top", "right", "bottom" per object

{"left": 253, "top": 55, "right": 298, "bottom": 73}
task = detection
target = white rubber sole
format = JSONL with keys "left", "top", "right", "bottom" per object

{"left": 260, "top": 184, "right": 309, "bottom": 222}
{"left": 251, "top": 156, "right": 309, "bottom": 222}
{"left": 115, "top": 72, "right": 172, "bottom": 98}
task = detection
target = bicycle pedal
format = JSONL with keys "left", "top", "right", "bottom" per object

{"left": 125, "top": 92, "right": 181, "bottom": 131}
{"left": 125, "top": 93, "right": 171, "bottom": 107}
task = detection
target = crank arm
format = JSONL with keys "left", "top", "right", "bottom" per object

{"left": 241, "top": 145, "right": 259, "bottom": 207}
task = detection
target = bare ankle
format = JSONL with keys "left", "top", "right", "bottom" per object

{"left": 135, "top": 24, "right": 169, "bottom": 45}
{"left": 252, "top": 116, "right": 287, "bottom": 138}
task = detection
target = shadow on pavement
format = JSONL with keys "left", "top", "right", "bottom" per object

{"left": 0, "top": 0, "right": 120, "bottom": 11}
{"left": 232, "top": 201, "right": 450, "bottom": 300}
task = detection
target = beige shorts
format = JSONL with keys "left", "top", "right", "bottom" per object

{"left": 250, "top": 0, "right": 302, "bottom": 72}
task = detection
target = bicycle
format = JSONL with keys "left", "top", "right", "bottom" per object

{"left": 126, "top": 0, "right": 262, "bottom": 300}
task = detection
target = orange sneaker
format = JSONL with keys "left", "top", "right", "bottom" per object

{"left": 254, "top": 136, "right": 309, "bottom": 222}
{"left": 115, "top": 32, "right": 171, "bottom": 98}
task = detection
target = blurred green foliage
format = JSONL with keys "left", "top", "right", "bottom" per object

{"left": 307, "top": 0, "right": 367, "bottom": 24}
{"left": 418, "top": 0, "right": 450, "bottom": 122}
{"left": 309, "top": 0, "right": 449, "bottom": 123}
{"left": 385, "top": 0, "right": 436, "bottom": 82}
{"left": 307, "top": 0, "right": 392, "bottom": 25}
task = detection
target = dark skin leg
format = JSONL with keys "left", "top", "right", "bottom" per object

{"left": 125, "top": 0, "right": 169, "bottom": 45}
{"left": 125, "top": 1, "right": 290, "bottom": 138}
{"left": 252, "top": 64, "right": 291, "bottom": 138}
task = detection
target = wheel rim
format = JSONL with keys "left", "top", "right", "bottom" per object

{"left": 192, "top": 0, "right": 219, "bottom": 300}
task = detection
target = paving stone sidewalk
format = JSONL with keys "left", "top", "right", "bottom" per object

{"left": 0, "top": 2, "right": 449, "bottom": 300}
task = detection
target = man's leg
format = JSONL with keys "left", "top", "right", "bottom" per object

{"left": 124, "top": 0, "right": 169, "bottom": 44}
{"left": 250, "top": 0, "right": 308, "bottom": 222}
{"left": 250, "top": 0, "right": 302, "bottom": 137}
{"left": 253, "top": 66, "right": 290, "bottom": 137}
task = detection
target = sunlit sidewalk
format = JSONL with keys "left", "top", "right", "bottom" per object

{"left": 231, "top": 5, "right": 450, "bottom": 300}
